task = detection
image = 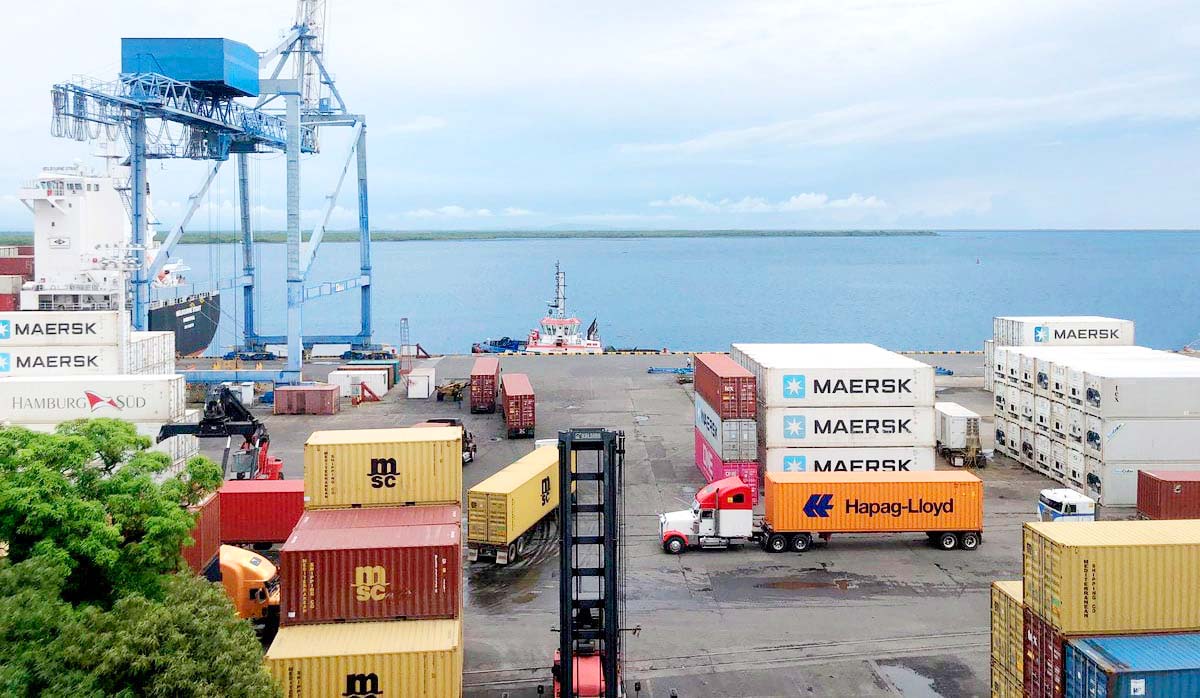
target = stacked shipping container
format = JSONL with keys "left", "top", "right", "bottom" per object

{"left": 693, "top": 353, "right": 759, "bottom": 501}
{"left": 990, "top": 580, "right": 1023, "bottom": 698}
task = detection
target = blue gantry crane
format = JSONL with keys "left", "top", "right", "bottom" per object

{"left": 48, "top": 0, "right": 373, "bottom": 383}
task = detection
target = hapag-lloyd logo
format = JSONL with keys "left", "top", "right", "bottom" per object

{"left": 9, "top": 390, "right": 145, "bottom": 412}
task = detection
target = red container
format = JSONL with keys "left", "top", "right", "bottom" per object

{"left": 470, "top": 357, "right": 501, "bottom": 413}
{"left": 181, "top": 492, "right": 221, "bottom": 574}
{"left": 1137, "top": 470, "right": 1200, "bottom": 519}
{"left": 502, "top": 373, "right": 535, "bottom": 438}
{"left": 1024, "top": 607, "right": 1067, "bottom": 698}
{"left": 294, "top": 504, "right": 461, "bottom": 531}
{"left": 0, "top": 256, "right": 34, "bottom": 279}
{"left": 16, "top": 246, "right": 32, "bottom": 256}
{"left": 0, "top": 294, "right": 18, "bottom": 311}
{"left": 218, "top": 479, "right": 305, "bottom": 544}
{"left": 279, "top": 512, "right": 461, "bottom": 625}
{"left": 694, "top": 427, "right": 759, "bottom": 503}
{"left": 694, "top": 353, "right": 757, "bottom": 420}
{"left": 273, "top": 384, "right": 341, "bottom": 415}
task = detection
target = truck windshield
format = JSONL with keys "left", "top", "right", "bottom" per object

{"left": 691, "top": 499, "right": 700, "bottom": 514}
{"left": 1039, "top": 494, "right": 1064, "bottom": 512}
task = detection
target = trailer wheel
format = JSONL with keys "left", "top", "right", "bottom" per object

{"left": 663, "top": 536, "right": 686, "bottom": 555}
{"left": 789, "top": 533, "right": 813, "bottom": 553}
{"left": 935, "top": 532, "right": 960, "bottom": 551}
{"left": 766, "top": 534, "right": 789, "bottom": 553}
{"left": 507, "top": 543, "right": 518, "bottom": 564}
{"left": 958, "top": 532, "right": 981, "bottom": 551}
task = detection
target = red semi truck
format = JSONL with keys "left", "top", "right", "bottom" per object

{"left": 502, "top": 373, "right": 536, "bottom": 438}
{"left": 470, "top": 357, "right": 501, "bottom": 413}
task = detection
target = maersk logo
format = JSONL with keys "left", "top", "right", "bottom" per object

{"left": 0, "top": 353, "right": 8, "bottom": 373}
{"left": 782, "top": 375, "right": 806, "bottom": 398}
{"left": 0, "top": 321, "right": 9, "bottom": 340}
{"left": 782, "top": 455, "right": 807, "bottom": 472}
{"left": 783, "top": 416, "right": 806, "bottom": 439}
{"left": 1033, "top": 326, "right": 1050, "bottom": 342}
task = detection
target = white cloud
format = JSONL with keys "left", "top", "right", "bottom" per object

{"left": 649, "top": 195, "right": 719, "bottom": 212}
{"left": 376, "top": 116, "right": 448, "bottom": 136}
{"left": 404, "top": 204, "right": 538, "bottom": 219}
{"left": 650, "top": 192, "right": 888, "bottom": 214}
{"left": 502, "top": 207, "right": 534, "bottom": 216}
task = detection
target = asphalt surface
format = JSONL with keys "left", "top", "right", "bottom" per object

{"left": 203, "top": 352, "right": 1074, "bottom": 698}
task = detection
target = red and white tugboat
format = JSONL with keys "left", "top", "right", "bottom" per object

{"left": 525, "top": 262, "right": 602, "bottom": 354}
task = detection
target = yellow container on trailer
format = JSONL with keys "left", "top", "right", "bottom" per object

{"left": 467, "top": 445, "right": 559, "bottom": 547}
{"left": 1023, "top": 520, "right": 1200, "bottom": 634}
{"left": 989, "top": 580, "right": 1023, "bottom": 681}
{"left": 266, "top": 619, "right": 462, "bottom": 697}
{"left": 303, "top": 427, "right": 461, "bottom": 509}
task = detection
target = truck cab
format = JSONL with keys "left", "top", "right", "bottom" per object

{"left": 215, "top": 544, "right": 280, "bottom": 622}
{"left": 412, "top": 419, "right": 477, "bottom": 463}
{"left": 659, "top": 476, "right": 755, "bottom": 553}
{"left": 1037, "top": 488, "right": 1096, "bottom": 522}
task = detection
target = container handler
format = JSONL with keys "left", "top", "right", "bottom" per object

{"left": 412, "top": 418, "right": 477, "bottom": 463}
{"left": 659, "top": 471, "right": 985, "bottom": 554}
{"left": 467, "top": 445, "right": 559, "bottom": 564}
{"left": 157, "top": 385, "right": 283, "bottom": 480}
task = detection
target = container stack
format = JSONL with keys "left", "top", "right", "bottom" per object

{"left": 732, "top": 343, "right": 936, "bottom": 478}
{"left": 693, "top": 353, "right": 759, "bottom": 501}
{"left": 989, "top": 580, "right": 1023, "bottom": 698}
{"left": 266, "top": 427, "right": 465, "bottom": 697}
{"left": 1018, "top": 520, "right": 1200, "bottom": 698}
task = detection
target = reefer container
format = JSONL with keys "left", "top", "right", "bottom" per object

{"left": 1083, "top": 360, "right": 1200, "bottom": 418}
{"left": 985, "top": 340, "right": 995, "bottom": 392}
{"left": 1067, "top": 447, "right": 1085, "bottom": 486}
{"left": 1020, "top": 390, "right": 1035, "bottom": 423}
{"left": 993, "top": 316, "right": 1134, "bottom": 347}
{"left": 1084, "top": 460, "right": 1200, "bottom": 507}
{"left": 1036, "top": 396, "right": 1052, "bottom": 430}
{"left": 467, "top": 445, "right": 560, "bottom": 563}
{"left": 266, "top": 619, "right": 463, "bottom": 698}
{"left": 991, "top": 580, "right": 1024, "bottom": 684}
{"left": 181, "top": 492, "right": 220, "bottom": 575}
{"left": 279, "top": 518, "right": 460, "bottom": 624}
{"left": 994, "top": 417, "right": 1010, "bottom": 450}
{"left": 694, "top": 352, "right": 756, "bottom": 419}
{"left": 1083, "top": 416, "right": 1200, "bottom": 462}
{"left": 1050, "top": 401, "right": 1068, "bottom": 436}
{"left": 730, "top": 343, "right": 935, "bottom": 407}
{"left": 695, "top": 393, "right": 757, "bottom": 461}
{"left": 406, "top": 367, "right": 436, "bottom": 399}
{"left": 694, "top": 428, "right": 759, "bottom": 502}
{"left": 0, "top": 310, "right": 124, "bottom": 346}
{"left": 126, "top": 331, "right": 176, "bottom": 374}
{"left": 469, "top": 357, "right": 501, "bottom": 413}
{"left": 763, "top": 446, "right": 935, "bottom": 473}
{"left": 273, "top": 384, "right": 341, "bottom": 415}
{"left": 327, "top": 369, "right": 388, "bottom": 398}
{"left": 934, "top": 401, "right": 980, "bottom": 450}
{"left": 0, "top": 374, "right": 185, "bottom": 423}
{"left": 0, "top": 344, "right": 122, "bottom": 376}
{"left": 762, "top": 471, "right": 983, "bottom": 550}
{"left": 218, "top": 479, "right": 305, "bottom": 544}
{"left": 1064, "top": 633, "right": 1200, "bottom": 698}
{"left": 303, "top": 427, "right": 462, "bottom": 509}
{"left": 1023, "top": 520, "right": 1200, "bottom": 634}
{"left": 501, "top": 373, "right": 535, "bottom": 438}
{"left": 1035, "top": 434, "right": 1053, "bottom": 474}
{"left": 337, "top": 364, "right": 394, "bottom": 388}
{"left": 1138, "top": 470, "right": 1200, "bottom": 520}
{"left": 760, "top": 406, "right": 935, "bottom": 448}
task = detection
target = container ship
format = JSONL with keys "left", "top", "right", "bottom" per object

{"left": 15, "top": 163, "right": 220, "bottom": 357}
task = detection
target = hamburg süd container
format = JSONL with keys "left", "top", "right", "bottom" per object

{"left": 694, "top": 352, "right": 756, "bottom": 420}
{"left": 762, "top": 446, "right": 935, "bottom": 473}
{"left": 993, "top": 316, "right": 1134, "bottom": 347}
{"left": 1063, "top": 633, "right": 1200, "bottom": 698}
{"left": 218, "top": 479, "right": 305, "bottom": 544}
{"left": 1023, "top": 520, "right": 1200, "bottom": 634}
{"left": 990, "top": 580, "right": 1024, "bottom": 684}
{"left": 470, "top": 357, "right": 501, "bottom": 413}
{"left": 181, "top": 492, "right": 220, "bottom": 575}
{"left": 0, "top": 310, "right": 125, "bottom": 346}
{"left": 0, "top": 374, "right": 186, "bottom": 423}
{"left": 934, "top": 401, "right": 980, "bottom": 450}
{"left": 303, "top": 427, "right": 462, "bottom": 509}
{"left": 695, "top": 393, "right": 757, "bottom": 462}
{"left": 694, "top": 428, "right": 759, "bottom": 502}
{"left": 467, "top": 445, "right": 560, "bottom": 562}
{"left": 763, "top": 471, "right": 983, "bottom": 536}
{"left": 760, "top": 406, "right": 935, "bottom": 448}
{"left": 501, "top": 373, "right": 535, "bottom": 438}
{"left": 731, "top": 343, "right": 935, "bottom": 408}
{"left": 266, "top": 619, "right": 463, "bottom": 698}
{"left": 279, "top": 517, "right": 461, "bottom": 624}
{"left": 1138, "top": 470, "right": 1200, "bottom": 520}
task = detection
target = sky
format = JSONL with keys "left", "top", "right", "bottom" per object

{"left": 1, "top": 0, "right": 1198, "bottom": 231}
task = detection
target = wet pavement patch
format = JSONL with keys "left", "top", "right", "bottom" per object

{"left": 874, "top": 655, "right": 985, "bottom": 698}
{"left": 710, "top": 565, "right": 960, "bottom": 604}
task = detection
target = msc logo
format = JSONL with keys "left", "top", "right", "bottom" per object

{"left": 783, "top": 416, "right": 806, "bottom": 439}
{"left": 540, "top": 476, "right": 551, "bottom": 506}
{"left": 782, "top": 455, "right": 807, "bottom": 472}
{"left": 352, "top": 566, "right": 390, "bottom": 602}
{"left": 782, "top": 374, "right": 806, "bottom": 398}
{"left": 343, "top": 672, "right": 382, "bottom": 697}
{"left": 1033, "top": 326, "right": 1049, "bottom": 342}
{"left": 369, "top": 457, "right": 398, "bottom": 488}
{"left": 0, "top": 320, "right": 9, "bottom": 340}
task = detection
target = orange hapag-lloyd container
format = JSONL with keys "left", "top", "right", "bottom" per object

{"left": 763, "top": 471, "right": 983, "bottom": 534}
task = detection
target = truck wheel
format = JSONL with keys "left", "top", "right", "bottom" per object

{"left": 790, "top": 533, "right": 813, "bottom": 553}
{"left": 935, "top": 532, "right": 960, "bottom": 551}
{"left": 663, "top": 536, "right": 686, "bottom": 555}
{"left": 507, "top": 543, "right": 518, "bottom": 564}
{"left": 958, "top": 532, "right": 981, "bottom": 551}
{"left": 766, "top": 534, "right": 789, "bottom": 553}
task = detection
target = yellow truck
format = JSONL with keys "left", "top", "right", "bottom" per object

{"left": 467, "top": 445, "right": 560, "bottom": 564}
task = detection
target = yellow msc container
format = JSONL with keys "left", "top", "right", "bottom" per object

{"left": 1023, "top": 520, "right": 1200, "bottom": 634}
{"left": 989, "top": 580, "right": 1023, "bottom": 680}
{"left": 266, "top": 619, "right": 462, "bottom": 697}
{"left": 466, "top": 445, "right": 558, "bottom": 564}
{"left": 990, "top": 661, "right": 1021, "bottom": 698}
{"left": 304, "top": 427, "right": 461, "bottom": 509}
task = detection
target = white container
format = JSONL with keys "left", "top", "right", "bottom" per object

{"left": 127, "top": 331, "right": 176, "bottom": 374}
{"left": 0, "top": 310, "right": 125, "bottom": 346}
{"left": 984, "top": 340, "right": 994, "bottom": 392}
{"left": 763, "top": 446, "right": 935, "bottom": 473}
{"left": 1035, "top": 434, "right": 1053, "bottom": 473}
{"left": 1019, "top": 390, "right": 1035, "bottom": 423}
{"left": 1068, "top": 406, "right": 1085, "bottom": 442}
{"left": 1067, "top": 447, "right": 1085, "bottom": 485}
{"left": 406, "top": 367, "right": 436, "bottom": 399}
{"left": 0, "top": 374, "right": 185, "bottom": 424}
{"left": 759, "top": 406, "right": 934, "bottom": 448}
{"left": 1084, "top": 416, "right": 1200, "bottom": 462}
{"left": 993, "top": 384, "right": 1006, "bottom": 413}
{"left": 0, "top": 345, "right": 123, "bottom": 376}
{"left": 730, "top": 343, "right": 935, "bottom": 407}
{"left": 695, "top": 393, "right": 757, "bottom": 462}
{"left": 1086, "top": 460, "right": 1200, "bottom": 506}
{"left": 1083, "top": 359, "right": 1200, "bottom": 419}
{"left": 1050, "top": 401, "right": 1068, "bottom": 436}
{"left": 1035, "top": 396, "right": 1052, "bottom": 431}
{"left": 1005, "top": 384, "right": 1021, "bottom": 419}
{"left": 934, "top": 401, "right": 979, "bottom": 450}
{"left": 220, "top": 381, "right": 255, "bottom": 406}
{"left": 993, "top": 316, "right": 1134, "bottom": 347}
{"left": 327, "top": 369, "right": 388, "bottom": 398}
{"left": 993, "top": 416, "right": 1009, "bottom": 449}
{"left": 1051, "top": 440, "right": 1067, "bottom": 477}
{"left": 1017, "top": 426, "right": 1034, "bottom": 465}
{"left": 0, "top": 275, "right": 23, "bottom": 294}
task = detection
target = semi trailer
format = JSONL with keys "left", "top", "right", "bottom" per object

{"left": 467, "top": 445, "right": 559, "bottom": 564}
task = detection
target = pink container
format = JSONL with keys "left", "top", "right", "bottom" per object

{"left": 694, "top": 427, "right": 759, "bottom": 503}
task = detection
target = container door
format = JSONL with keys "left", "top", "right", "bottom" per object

{"left": 467, "top": 492, "right": 489, "bottom": 543}
{"left": 487, "top": 493, "right": 508, "bottom": 544}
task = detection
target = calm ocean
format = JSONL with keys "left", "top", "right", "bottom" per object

{"left": 179, "top": 231, "right": 1200, "bottom": 355}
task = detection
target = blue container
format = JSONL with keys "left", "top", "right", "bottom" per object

{"left": 121, "top": 38, "right": 259, "bottom": 97}
{"left": 1064, "top": 633, "right": 1200, "bottom": 698}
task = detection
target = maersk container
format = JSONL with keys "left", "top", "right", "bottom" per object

{"left": 695, "top": 352, "right": 757, "bottom": 420}
{"left": 1068, "top": 407, "right": 1085, "bottom": 443}
{"left": 1062, "top": 349, "right": 1160, "bottom": 404}
{"left": 1138, "top": 470, "right": 1200, "bottom": 520}
{"left": 1083, "top": 459, "right": 1200, "bottom": 507}
{"left": 1036, "top": 396, "right": 1052, "bottom": 430}
{"left": 760, "top": 406, "right": 934, "bottom": 448}
{"left": 181, "top": 492, "right": 220, "bottom": 575}
{"left": 127, "top": 331, "right": 176, "bottom": 374}
{"left": 1020, "top": 389, "right": 1036, "bottom": 424}
{"left": 730, "top": 343, "right": 934, "bottom": 408}
{"left": 1019, "top": 426, "right": 1034, "bottom": 465}
{"left": 990, "top": 580, "right": 1024, "bottom": 683}
{"left": 467, "top": 446, "right": 560, "bottom": 561}
{"left": 469, "top": 357, "right": 500, "bottom": 413}
{"left": 1064, "top": 634, "right": 1200, "bottom": 698}
{"left": 934, "top": 401, "right": 980, "bottom": 450}
{"left": 1051, "top": 441, "right": 1067, "bottom": 478}
{"left": 1050, "top": 401, "right": 1068, "bottom": 436}
{"left": 695, "top": 393, "right": 757, "bottom": 462}
{"left": 763, "top": 446, "right": 935, "bottom": 473}
{"left": 1067, "top": 447, "right": 1085, "bottom": 486}
{"left": 994, "top": 416, "right": 1010, "bottom": 450}
{"left": 1023, "top": 520, "right": 1200, "bottom": 634}
{"left": 0, "top": 374, "right": 185, "bottom": 423}
{"left": 1005, "top": 384, "right": 1020, "bottom": 419}
{"left": 266, "top": 619, "right": 463, "bottom": 698}
{"left": 763, "top": 471, "right": 983, "bottom": 537}
{"left": 1083, "top": 416, "right": 1200, "bottom": 462}
{"left": 993, "top": 316, "right": 1134, "bottom": 347}
{"left": 501, "top": 373, "right": 535, "bottom": 437}
{"left": 279, "top": 516, "right": 461, "bottom": 624}
{"left": 218, "top": 479, "right": 305, "bottom": 544}
{"left": 0, "top": 310, "right": 124, "bottom": 346}
{"left": 985, "top": 340, "right": 994, "bottom": 393}
{"left": 1083, "top": 360, "right": 1200, "bottom": 419}
{"left": 1035, "top": 434, "right": 1053, "bottom": 474}
{"left": 694, "top": 428, "right": 759, "bottom": 500}
{"left": 303, "top": 427, "right": 462, "bottom": 509}
{"left": 0, "top": 344, "right": 124, "bottom": 376}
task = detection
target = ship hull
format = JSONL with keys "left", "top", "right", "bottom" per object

{"left": 149, "top": 292, "right": 220, "bottom": 357}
